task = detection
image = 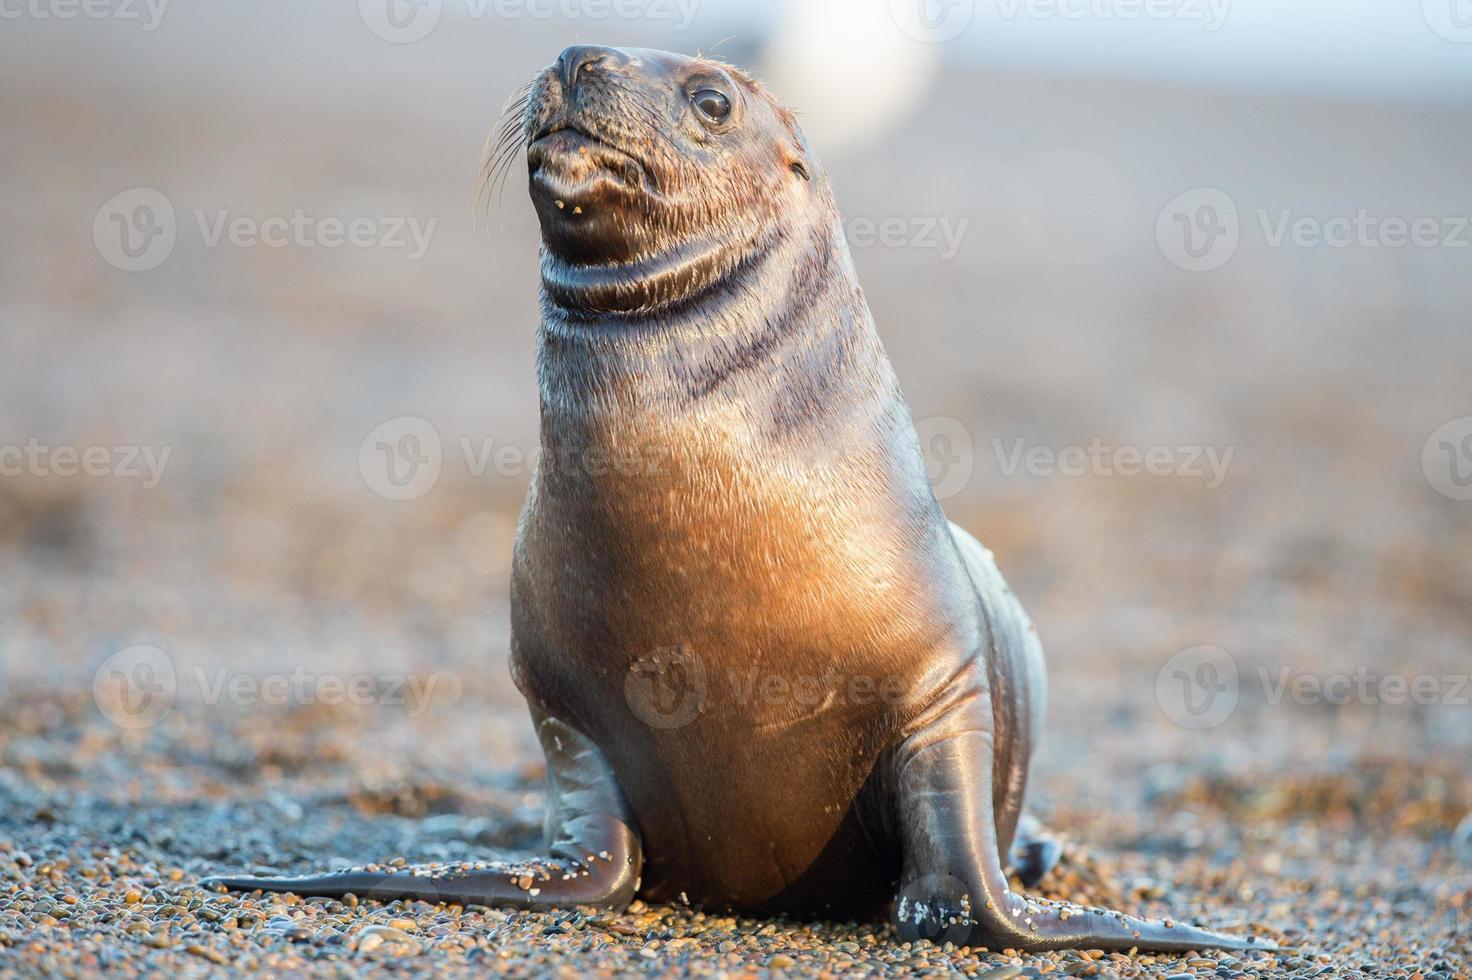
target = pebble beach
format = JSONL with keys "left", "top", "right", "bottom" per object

{"left": 2, "top": 5, "right": 1471, "bottom": 977}
{"left": 1, "top": 681, "right": 1468, "bottom": 976}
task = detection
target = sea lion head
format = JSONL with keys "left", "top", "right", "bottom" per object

{"left": 488, "top": 46, "right": 832, "bottom": 318}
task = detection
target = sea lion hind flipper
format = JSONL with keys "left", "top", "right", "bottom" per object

{"left": 891, "top": 696, "right": 1275, "bottom": 954}
{"left": 203, "top": 710, "right": 642, "bottom": 910}
{"left": 1006, "top": 813, "right": 1062, "bottom": 888}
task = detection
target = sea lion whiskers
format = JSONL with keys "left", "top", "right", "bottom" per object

{"left": 476, "top": 78, "right": 536, "bottom": 227}
{"left": 480, "top": 117, "right": 532, "bottom": 218}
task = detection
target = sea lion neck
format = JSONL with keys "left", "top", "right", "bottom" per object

{"left": 535, "top": 174, "right": 832, "bottom": 319}
{"left": 534, "top": 217, "right": 886, "bottom": 431}
{"left": 536, "top": 216, "right": 780, "bottom": 318}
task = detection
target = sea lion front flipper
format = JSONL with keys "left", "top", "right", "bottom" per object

{"left": 891, "top": 688, "right": 1274, "bottom": 953}
{"left": 203, "top": 709, "right": 642, "bottom": 910}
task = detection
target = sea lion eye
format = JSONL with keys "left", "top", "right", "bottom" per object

{"left": 692, "top": 89, "right": 732, "bottom": 123}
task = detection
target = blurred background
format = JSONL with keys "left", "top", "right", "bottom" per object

{"left": 1, "top": 0, "right": 1470, "bottom": 970}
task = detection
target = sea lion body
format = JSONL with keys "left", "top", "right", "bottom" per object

{"left": 510, "top": 276, "right": 1041, "bottom": 914}
{"left": 205, "top": 46, "right": 1270, "bottom": 955}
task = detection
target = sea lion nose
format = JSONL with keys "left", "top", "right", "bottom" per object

{"left": 558, "top": 45, "right": 629, "bottom": 91}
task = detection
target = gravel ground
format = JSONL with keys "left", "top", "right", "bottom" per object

{"left": 0, "top": 681, "right": 1468, "bottom": 977}
{"left": 3, "top": 7, "right": 1471, "bottom": 978}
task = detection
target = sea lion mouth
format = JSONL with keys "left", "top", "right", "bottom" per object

{"left": 527, "top": 125, "right": 658, "bottom": 263}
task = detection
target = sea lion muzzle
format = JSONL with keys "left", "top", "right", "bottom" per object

{"left": 557, "top": 44, "right": 634, "bottom": 92}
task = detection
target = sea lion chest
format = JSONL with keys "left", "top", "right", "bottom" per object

{"left": 508, "top": 391, "right": 975, "bottom": 909}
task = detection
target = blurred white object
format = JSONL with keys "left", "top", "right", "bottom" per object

{"left": 758, "top": 0, "right": 941, "bottom": 155}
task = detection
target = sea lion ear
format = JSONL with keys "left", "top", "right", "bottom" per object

{"left": 775, "top": 106, "right": 813, "bottom": 181}
{"left": 728, "top": 68, "right": 814, "bottom": 182}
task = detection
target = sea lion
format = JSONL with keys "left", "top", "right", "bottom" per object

{"left": 205, "top": 45, "right": 1271, "bottom": 954}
